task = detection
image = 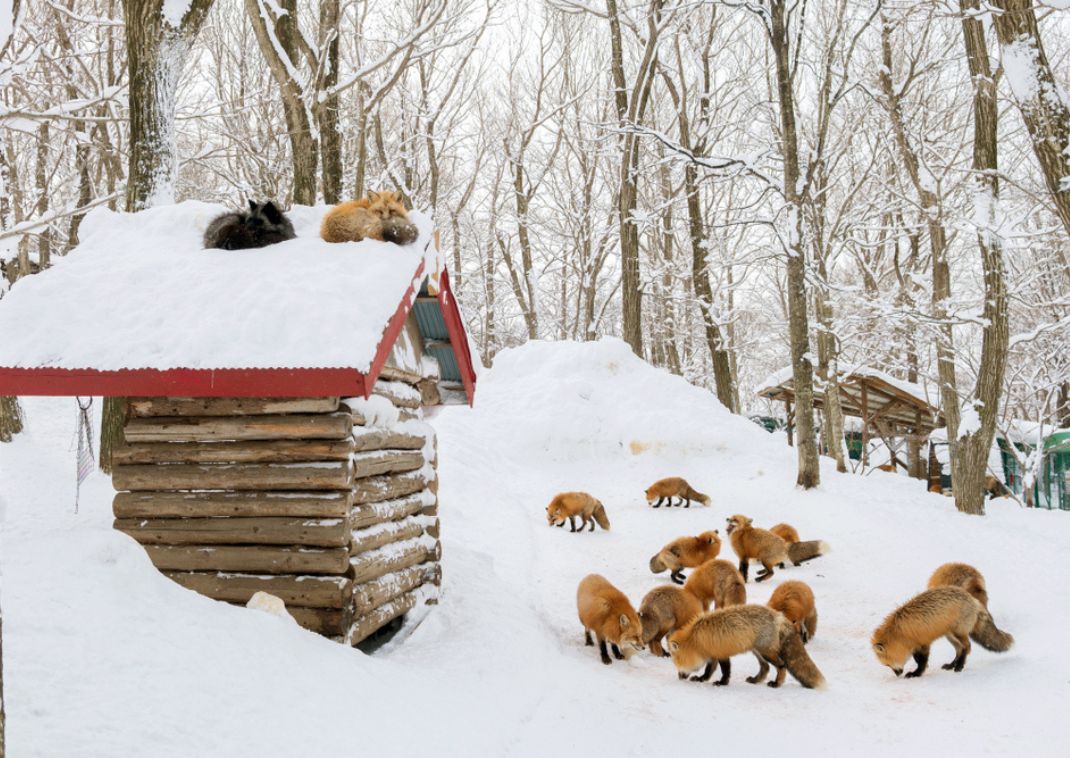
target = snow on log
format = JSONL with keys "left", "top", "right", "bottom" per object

{"left": 349, "top": 491, "right": 432, "bottom": 529}
{"left": 351, "top": 470, "right": 435, "bottom": 505}
{"left": 348, "top": 589, "right": 420, "bottom": 643}
{"left": 349, "top": 537, "right": 439, "bottom": 584}
{"left": 351, "top": 563, "right": 441, "bottom": 616}
{"left": 348, "top": 516, "right": 426, "bottom": 555}
{"left": 165, "top": 572, "right": 352, "bottom": 608}
{"left": 351, "top": 450, "right": 425, "bottom": 479}
{"left": 350, "top": 427, "right": 428, "bottom": 452}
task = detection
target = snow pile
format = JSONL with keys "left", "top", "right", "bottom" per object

{"left": 476, "top": 338, "right": 772, "bottom": 460}
{"left": 3, "top": 340, "right": 1068, "bottom": 757}
{"left": 0, "top": 202, "right": 434, "bottom": 372}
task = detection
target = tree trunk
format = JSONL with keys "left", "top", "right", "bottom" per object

{"left": 991, "top": 0, "right": 1070, "bottom": 238}
{"left": 123, "top": 0, "right": 214, "bottom": 211}
{"left": 770, "top": 0, "right": 820, "bottom": 489}
{"left": 952, "top": 0, "right": 1011, "bottom": 515}
{"left": 317, "top": 0, "right": 342, "bottom": 204}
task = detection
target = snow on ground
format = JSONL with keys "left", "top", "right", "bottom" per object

{"left": 2, "top": 338, "right": 1068, "bottom": 757}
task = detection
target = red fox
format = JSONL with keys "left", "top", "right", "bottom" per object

{"left": 927, "top": 563, "right": 988, "bottom": 607}
{"left": 668, "top": 605, "right": 826, "bottom": 689}
{"left": 546, "top": 492, "right": 610, "bottom": 532}
{"left": 577, "top": 574, "right": 644, "bottom": 665}
{"left": 769, "top": 522, "right": 829, "bottom": 568}
{"left": 726, "top": 515, "right": 788, "bottom": 583}
{"left": 320, "top": 191, "right": 418, "bottom": 245}
{"left": 871, "top": 586, "right": 1014, "bottom": 678}
{"left": 645, "top": 477, "right": 711, "bottom": 509}
{"left": 639, "top": 585, "right": 703, "bottom": 658}
{"left": 649, "top": 531, "right": 721, "bottom": 584}
{"left": 767, "top": 580, "right": 818, "bottom": 643}
{"left": 682, "top": 559, "right": 746, "bottom": 611}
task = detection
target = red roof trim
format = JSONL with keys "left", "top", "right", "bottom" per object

{"left": 0, "top": 367, "right": 367, "bottom": 397}
{"left": 364, "top": 258, "right": 426, "bottom": 398}
{"left": 437, "top": 269, "right": 477, "bottom": 406}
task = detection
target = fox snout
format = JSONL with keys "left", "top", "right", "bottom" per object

{"left": 892, "top": 667, "right": 903, "bottom": 678}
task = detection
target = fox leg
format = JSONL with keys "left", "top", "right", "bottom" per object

{"left": 587, "top": 516, "right": 595, "bottom": 532}
{"left": 611, "top": 643, "right": 624, "bottom": 660}
{"left": 670, "top": 570, "right": 685, "bottom": 585}
{"left": 556, "top": 520, "right": 565, "bottom": 528}
{"left": 584, "top": 629, "right": 593, "bottom": 647}
{"left": 765, "top": 654, "right": 787, "bottom": 688}
{"left": 597, "top": 637, "right": 612, "bottom": 665}
{"left": 738, "top": 559, "right": 749, "bottom": 582}
{"left": 755, "top": 561, "right": 775, "bottom": 582}
{"left": 714, "top": 658, "right": 731, "bottom": 686}
{"left": 746, "top": 653, "right": 770, "bottom": 684}
{"left": 649, "top": 636, "right": 666, "bottom": 658}
{"left": 653, "top": 497, "right": 663, "bottom": 508}
{"left": 942, "top": 633, "right": 970, "bottom": 672}
{"left": 684, "top": 497, "right": 691, "bottom": 508}
{"left": 568, "top": 516, "right": 577, "bottom": 532}
{"left": 690, "top": 661, "right": 715, "bottom": 683}
{"left": 906, "top": 645, "right": 930, "bottom": 678}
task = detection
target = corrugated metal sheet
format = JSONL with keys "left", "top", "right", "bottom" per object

{"left": 426, "top": 343, "right": 461, "bottom": 382}
{"left": 413, "top": 296, "right": 450, "bottom": 340}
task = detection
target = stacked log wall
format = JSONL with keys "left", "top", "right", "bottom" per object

{"left": 112, "top": 382, "right": 441, "bottom": 644}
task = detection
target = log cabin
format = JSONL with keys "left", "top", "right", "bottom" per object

{"left": 0, "top": 202, "right": 477, "bottom": 645}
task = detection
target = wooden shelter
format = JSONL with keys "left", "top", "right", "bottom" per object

{"left": 756, "top": 367, "right": 944, "bottom": 475}
{"left": 0, "top": 214, "right": 476, "bottom": 646}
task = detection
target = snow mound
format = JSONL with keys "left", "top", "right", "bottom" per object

{"left": 476, "top": 338, "right": 770, "bottom": 459}
{"left": 0, "top": 201, "right": 434, "bottom": 372}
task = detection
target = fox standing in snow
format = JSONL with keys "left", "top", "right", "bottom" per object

{"left": 639, "top": 585, "right": 703, "bottom": 657}
{"left": 320, "top": 190, "right": 419, "bottom": 245}
{"left": 726, "top": 514, "right": 789, "bottom": 583}
{"left": 649, "top": 531, "right": 721, "bottom": 584}
{"left": 203, "top": 200, "right": 296, "bottom": 250}
{"left": 767, "top": 580, "right": 818, "bottom": 643}
{"left": 927, "top": 562, "right": 989, "bottom": 607}
{"left": 769, "top": 521, "right": 830, "bottom": 568}
{"left": 668, "top": 605, "right": 826, "bottom": 689}
{"left": 683, "top": 559, "right": 746, "bottom": 611}
{"left": 645, "top": 477, "right": 711, "bottom": 508}
{"left": 871, "top": 586, "right": 1013, "bottom": 678}
{"left": 577, "top": 574, "right": 645, "bottom": 665}
{"left": 546, "top": 492, "right": 610, "bottom": 532}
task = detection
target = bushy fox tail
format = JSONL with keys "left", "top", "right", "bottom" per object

{"left": 687, "top": 487, "right": 711, "bottom": 506}
{"left": 649, "top": 552, "right": 667, "bottom": 573}
{"left": 802, "top": 609, "right": 818, "bottom": 643}
{"left": 779, "top": 624, "right": 826, "bottom": 689}
{"left": 787, "top": 540, "right": 829, "bottom": 566}
{"left": 592, "top": 502, "right": 610, "bottom": 531}
{"left": 380, "top": 218, "right": 419, "bottom": 245}
{"left": 971, "top": 609, "right": 1014, "bottom": 652}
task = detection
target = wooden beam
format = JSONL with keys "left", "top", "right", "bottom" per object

{"left": 350, "top": 492, "right": 429, "bottom": 529}
{"left": 113, "top": 491, "right": 350, "bottom": 519}
{"left": 128, "top": 397, "right": 340, "bottom": 418}
{"left": 351, "top": 450, "right": 425, "bottom": 480}
{"left": 351, "top": 563, "right": 441, "bottom": 616}
{"left": 349, "top": 589, "right": 420, "bottom": 644}
{"left": 288, "top": 606, "right": 350, "bottom": 636}
{"left": 165, "top": 572, "right": 352, "bottom": 608}
{"left": 349, "top": 539, "right": 438, "bottom": 584}
{"left": 112, "top": 439, "right": 353, "bottom": 465}
{"left": 115, "top": 516, "right": 349, "bottom": 548}
{"left": 352, "top": 470, "right": 433, "bottom": 505}
{"left": 349, "top": 517, "right": 426, "bottom": 555}
{"left": 124, "top": 413, "right": 352, "bottom": 443}
{"left": 112, "top": 462, "right": 353, "bottom": 492}
{"left": 143, "top": 545, "right": 350, "bottom": 575}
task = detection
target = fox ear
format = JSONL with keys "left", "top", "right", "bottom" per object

{"left": 874, "top": 643, "right": 885, "bottom": 653}
{"left": 669, "top": 641, "right": 679, "bottom": 652}
{"left": 669, "top": 547, "right": 680, "bottom": 557}
{"left": 619, "top": 614, "right": 629, "bottom": 629}
{"left": 248, "top": 199, "right": 258, "bottom": 212}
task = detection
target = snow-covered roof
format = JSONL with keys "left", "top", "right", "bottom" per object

{"left": 0, "top": 202, "right": 477, "bottom": 401}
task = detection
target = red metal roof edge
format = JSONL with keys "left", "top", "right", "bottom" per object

{"left": 437, "top": 268, "right": 477, "bottom": 406}
{"left": 364, "top": 258, "right": 427, "bottom": 399}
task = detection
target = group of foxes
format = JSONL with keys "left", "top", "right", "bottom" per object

{"left": 550, "top": 476, "right": 1014, "bottom": 691}
{"left": 202, "top": 190, "right": 417, "bottom": 250}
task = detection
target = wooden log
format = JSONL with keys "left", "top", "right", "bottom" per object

{"left": 112, "top": 462, "right": 352, "bottom": 492}
{"left": 115, "top": 516, "right": 349, "bottom": 547}
{"left": 112, "top": 439, "right": 353, "bottom": 465}
{"left": 128, "top": 397, "right": 340, "bottom": 418}
{"left": 352, "top": 470, "right": 433, "bottom": 505}
{"left": 350, "top": 428, "right": 427, "bottom": 453}
{"left": 289, "top": 606, "right": 350, "bottom": 636}
{"left": 372, "top": 381, "right": 422, "bottom": 409}
{"left": 397, "top": 408, "right": 421, "bottom": 423}
{"left": 113, "top": 491, "right": 350, "bottom": 519}
{"left": 349, "top": 589, "right": 419, "bottom": 644}
{"left": 350, "top": 492, "right": 430, "bottom": 529}
{"left": 143, "top": 545, "right": 350, "bottom": 575}
{"left": 378, "top": 364, "right": 425, "bottom": 386}
{"left": 123, "top": 413, "right": 352, "bottom": 443}
{"left": 351, "top": 563, "right": 441, "bottom": 615}
{"left": 351, "top": 450, "right": 425, "bottom": 480}
{"left": 418, "top": 378, "right": 441, "bottom": 407}
{"left": 423, "top": 518, "right": 440, "bottom": 539}
{"left": 349, "top": 517, "right": 425, "bottom": 555}
{"left": 349, "top": 538, "right": 439, "bottom": 584}
{"left": 165, "top": 572, "right": 352, "bottom": 608}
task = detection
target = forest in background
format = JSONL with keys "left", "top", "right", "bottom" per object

{"left": 1, "top": 0, "right": 1069, "bottom": 513}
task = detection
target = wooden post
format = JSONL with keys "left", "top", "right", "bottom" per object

{"left": 785, "top": 400, "right": 794, "bottom": 447}
{"left": 861, "top": 382, "right": 870, "bottom": 468}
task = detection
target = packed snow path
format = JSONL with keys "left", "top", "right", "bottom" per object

{"left": 2, "top": 339, "right": 1066, "bottom": 757}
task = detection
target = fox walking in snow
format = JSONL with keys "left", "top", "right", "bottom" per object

{"left": 639, "top": 585, "right": 703, "bottom": 658}
{"left": 320, "top": 190, "right": 419, "bottom": 245}
{"left": 769, "top": 522, "right": 830, "bottom": 568}
{"left": 645, "top": 477, "right": 711, "bottom": 508}
{"left": 871, "top": 586, "right": 1013, "bottom": 678}
{"left": 546, "top": 492, "right": 610, "bottom": 532}
{"left": 927, "top": 562, "right": 989, "bottom": 607}
{"left": 683, "top": 559, "right": 746, "bottom": 611}
{"left": 668, "top": 605, "right": 826, "bottom": 689}
{"left": 649, "top": 531, "right": 721, "bottom": 584}
{"left": 577, "top": 574, "right": 645, "bottom": 665}
{"left": 725, "top": 515, "right": 788, "bottom": 583}
{"left": 767, "top": 580, "right": 818, "bottom": 643}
